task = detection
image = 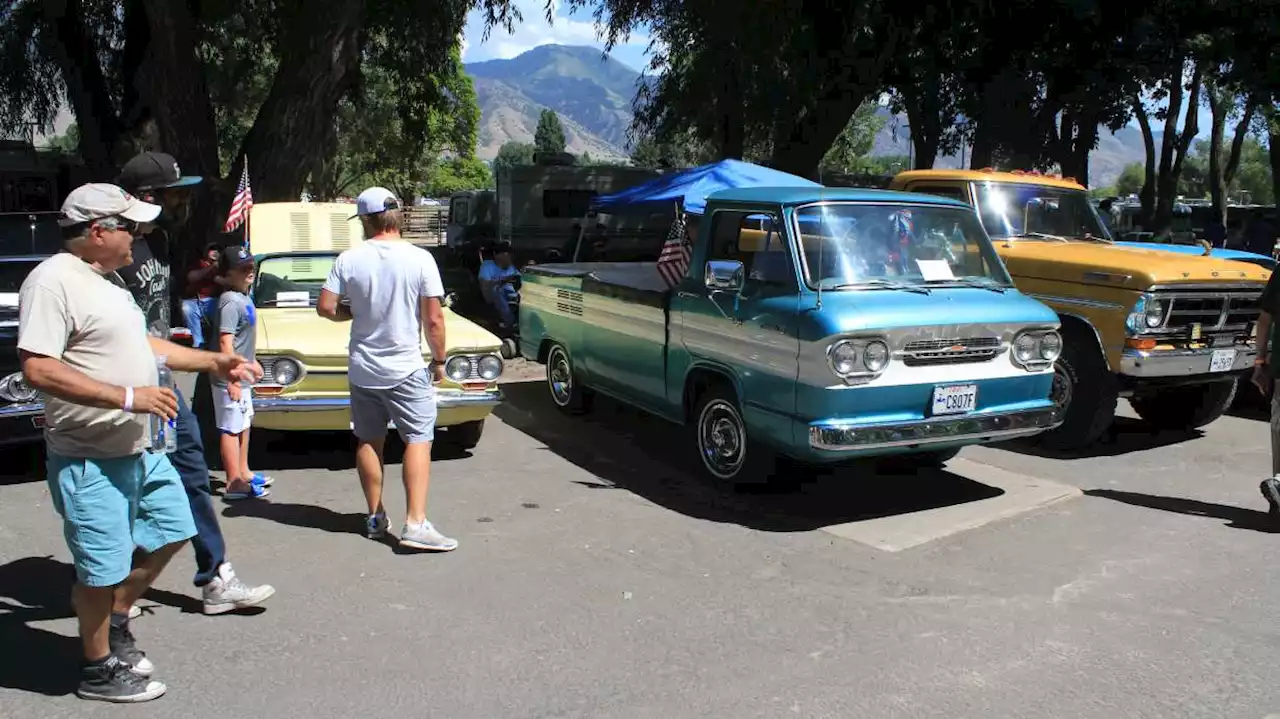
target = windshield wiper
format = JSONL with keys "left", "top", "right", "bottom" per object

{"left": 1015, "top": 232, "right": 1071, "bottom": 242}
{"left": 925, "top": 277, "right": 1008, "bottom": 293}
{"left": 831, "top": 279, "right": 931, "bottom": 295}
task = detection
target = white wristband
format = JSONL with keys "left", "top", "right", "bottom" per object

{"left": 123, "top": 386, "right": 134, "bottom": 412}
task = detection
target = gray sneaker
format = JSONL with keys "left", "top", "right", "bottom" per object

{"left": 366, "top": 511, "right": 390, "bottom": 539}
{"left": 399, "top": 520, "right": 458, "bottom": 552}
{"left": 202, "top": 562, "right": 276, "bottom": 615}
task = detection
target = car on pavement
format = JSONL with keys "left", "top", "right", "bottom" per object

{"left": 0, "top": 255, "right": 48, "bottom": 447}
{"left": 245, "top": 202, "right": 506, "bottom": 450}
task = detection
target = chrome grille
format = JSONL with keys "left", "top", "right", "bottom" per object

{"left": 901, "top": 337, "right": 1002, "bottom": 366}
{"left": 1159, "top": 291, "right": 1262, "bottom": 333}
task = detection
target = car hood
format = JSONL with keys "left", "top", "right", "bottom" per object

{"left": 808, "top": 286, "right": 1059, "bottom": 336}
{"left": 997, "top": 240, "right": 1271, "bottom": 289}
{"left": 256, "top": 307, "right": 502, "bottom": 359}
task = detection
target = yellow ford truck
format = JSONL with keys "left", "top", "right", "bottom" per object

{"left": 889, "top": 169, "right": 1271, "bottom": 449}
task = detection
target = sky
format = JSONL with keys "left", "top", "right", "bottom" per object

{"left": 460, "top": 0, "right": 654, "bottom": 72}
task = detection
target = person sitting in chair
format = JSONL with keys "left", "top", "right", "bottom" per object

{"left": 478, "top": 242, "right": 520, "bottom": 329}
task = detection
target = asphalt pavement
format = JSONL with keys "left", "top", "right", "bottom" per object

{"left": 2, "top": 366, "right": 1279, "bottom": 718}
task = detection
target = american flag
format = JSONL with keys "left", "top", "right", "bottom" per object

{"left": 223, "top": 160, "right": 253, "bottom": 235}
{"left": 657, "top": 212, "right": 692, "bottom": 288}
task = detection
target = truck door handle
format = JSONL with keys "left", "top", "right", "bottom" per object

{"left": 677, "top": 291, "right": 700, "bottom": 299}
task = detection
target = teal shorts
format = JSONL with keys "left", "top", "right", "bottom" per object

{"left": 46, "top": 451, "right": 197, "bottom": 587}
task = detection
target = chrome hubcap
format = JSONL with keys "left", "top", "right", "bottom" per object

{"left": 699, "top": 400, "right": 745, "bottom": 478}
{"left": 548, "top": 348, "right": 573, "bottom": 406}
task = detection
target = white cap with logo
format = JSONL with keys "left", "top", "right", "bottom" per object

{"left": 350, "top": 187, "right": 401, "bottom": 219}
{"left": 60, "top": 183, "right": 162, "bottom": 227}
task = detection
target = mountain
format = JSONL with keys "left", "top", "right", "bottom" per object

{"left": 465, "top": 45, "right": 646, "bottom": 160}
{"left": 466, "top": 44, "right": 1149, "bottom": 187}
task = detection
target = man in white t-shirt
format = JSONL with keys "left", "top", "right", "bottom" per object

{"left": 317, "top": 187, "right": 457, "bottom": 552}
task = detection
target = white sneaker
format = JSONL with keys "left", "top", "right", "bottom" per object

{"left": 366, "top": 511, "right": 390, "bottom": 539}
{"left": 399, "top": 520, "right": 458, "bottom": 552}
{"left": 127, "top": 604, "right": 142, "bottom": 620}
{"left": 202, "top": 563, "right": 276, "bottom": 615}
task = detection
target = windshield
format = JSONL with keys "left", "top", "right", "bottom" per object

{"left": 253, "top": 255, "right": 336, "bottom": 307}
{"left": 794, "top": 203, "right": 1012, "bottom": 290}
{"left": 974, "top": 182, "right": 1111, "bottom": 241}
{"left": 0, "top": 259, "right": 40, "bottom": 294}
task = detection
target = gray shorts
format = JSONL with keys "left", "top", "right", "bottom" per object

{"left": 350, "top": 369, "right": 438, "bottom": 444}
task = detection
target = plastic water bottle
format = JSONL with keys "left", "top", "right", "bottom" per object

{"left": 150, "top": 355, "right": 178, "bottom": 453}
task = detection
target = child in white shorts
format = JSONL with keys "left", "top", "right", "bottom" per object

{"left": 211, "top": 246, "right": 270, "bottom": 500}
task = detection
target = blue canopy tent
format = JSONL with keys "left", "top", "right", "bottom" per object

{"left": 572, "top": 159, "right": 821, "bottom": 260}
{"left": 588, "top": 158, "right": 821, "bottom": 216}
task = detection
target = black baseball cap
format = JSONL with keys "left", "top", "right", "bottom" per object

{"left": 116, "top": 151, "right": 204, "bottom": 192}
{"left": 217, "top": 245, "right": 255, "bottom": 273}
{"left": 492, "top": 241, "right": 513, "bottom": 254}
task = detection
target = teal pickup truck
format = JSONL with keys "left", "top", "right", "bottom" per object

{"left": 519, "top": 187, "right": 1065, "bottom": 483}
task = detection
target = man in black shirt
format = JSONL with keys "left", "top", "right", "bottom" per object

{"left": 1253, "top": 270, "right": 1280, "bottom": 517}
{"left": 116, "top": 151, "right": 275, "bottom": 614}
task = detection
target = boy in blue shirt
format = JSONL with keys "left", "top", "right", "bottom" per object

{"left": 478, "top": 242, "right": 520, "bottom": 329}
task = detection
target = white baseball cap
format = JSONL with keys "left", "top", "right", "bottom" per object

{"left": 59, "top": 183, "right": 162, "bottom": 227}
{"left": 350, "top": 187, "right": 401, "bottom": 219}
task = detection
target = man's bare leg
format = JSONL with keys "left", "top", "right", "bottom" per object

{"left": 356, "top": 437, "right": 386, "bottom": 515}
{"left": 72, "top": 584, "right": 114, "bottom": 661}
{"left": 113, "top": 540, "right": 187, "bottom": 612}
{"left": 401, "top": 441, "right": 431, "bottom": 525}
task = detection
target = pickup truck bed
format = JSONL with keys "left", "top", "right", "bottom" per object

{"left": 526, "top": 262, "right": 670, "bottom": 309}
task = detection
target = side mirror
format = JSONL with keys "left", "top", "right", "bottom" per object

{"left": 705, "top": 260, "right": 745, "bottom": 293}
{"left": 443, "top": 291, "right": 458, "bottom": 309}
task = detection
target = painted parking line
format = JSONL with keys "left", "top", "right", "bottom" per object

{"left": 821, "top": 457, "right": 1081, "bottom": 552}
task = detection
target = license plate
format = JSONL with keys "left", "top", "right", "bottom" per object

{"left": 931, "top": 384, "right": 977, "bottom": 416}
{"left": 1209, "top": 349, "right": 1237, "bottom": 373}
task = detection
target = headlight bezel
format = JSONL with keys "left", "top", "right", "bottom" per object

{"left": 1010, "top": 329, "right": 1062, "bottom": 371}
{"left": 1126, "top": 292, "right": 1168, "bottom": 334}
{"left": 0, "top": 371, "right": 39, "bottom": 404}
{"left": 826, "top": 336, "right": 892, "bottom": 383}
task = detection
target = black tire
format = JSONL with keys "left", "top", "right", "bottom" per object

{"left": 691, "top": 386, "right": 772, "bottom": 484}
{"left": 1130, "top": 377, "right": 1238, "bottom": 431}
{"left": 1034, "top": 327, "right": 1118, "bottom": 451}
{"left": 545, "top": 343, "right": 594, "bottom": 414}
{"left": 441, "top": 420, "right": 485, "bottom": 449}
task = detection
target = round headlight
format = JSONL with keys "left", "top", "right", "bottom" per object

{"left": 477, "top": 354, "right": 503, "bottom": 381}
{"left": 272, "top": 358, "right": 301, "bottom": 385}
{"left": 863, "top": 340, "right": 890, "bottom": 372}
{"left": 1013, "top": 334, "right": 1037, "bottom": 363}
{"left": 445, "top": 355, "right": 472, "bottom": 382}
{"left": 830, "top": 342, "right": 859, "bottom": 375}
{"left": 0, "top": 371, "right": 38, "bottom": 403}
{"left": 1038, "top": 331, "right": 1062, "bottom": 361}
{"left": 1144, "top": 299, "right": 1165, "bottom": 328}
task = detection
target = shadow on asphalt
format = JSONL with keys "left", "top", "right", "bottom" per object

{"left": 493, "top": 381, "right": 1004, "bottom": 533}
{"left": 994, "top": 416, "right": 1202, "bottom": 460}
{"left": 1085, "top": 489, "right": 1280, "bottom": 533}
{"left": 0, "top": 555, "right": 235, "bottom": 698}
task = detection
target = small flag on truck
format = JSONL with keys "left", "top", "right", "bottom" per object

{"left": 657, "top": 212, "right": 692, "bottom": 288}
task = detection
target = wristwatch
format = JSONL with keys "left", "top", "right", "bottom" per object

{"left": 429, "top": 359, "right": 444, "bottom": 367}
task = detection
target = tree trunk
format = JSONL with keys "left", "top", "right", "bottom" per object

{"left": 1132, "top": 98, "right": 1157, "bottom": 228}
{"left": 902, "top": 81, "right": 943, "bottom": 169}
{"left": 968, "top": 124, "right": 995, "bottom": 169}
{"left": 236, "top": 1, "right": 366, "bottom": 202}
{"left": 1056, "top": 115, "right": 1097, "bottom": 187}
{"left": 1268, "top": 109, "right": 1280, "bottom": 222}
{"left": 41, "top": 0, "right": 126, "bottom": 179}
{"left": 1154, "top": 60, "right": 1202, "bottom": 232}
{"left": 1207, "top": 86, "right": 1228, "bottom": 229}
{"left": 715, "top": 54, "right": 745, "bottom": 160}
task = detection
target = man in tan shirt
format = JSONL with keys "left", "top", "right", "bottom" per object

{"left": 19, "top": 183, "right": 254, "bottom": 703}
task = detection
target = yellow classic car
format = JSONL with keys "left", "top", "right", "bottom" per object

{"left": 889, "top": 169, "right": 1271, "bottom": 449}
{"left": 244, "top": 202, "right": 504, "bottom": 448}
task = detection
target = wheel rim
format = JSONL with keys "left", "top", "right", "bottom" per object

{"left": 698, "top": 399, "right": 746, "bottom": 479}
{"left": 1051, "top": 362, "right": 1073, "bottom": 409}
{"left": 547, "top": 346, "right": 574, "bottom": 406}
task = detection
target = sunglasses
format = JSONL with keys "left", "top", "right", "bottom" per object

{"left": 95, "top": 216, "right": 140, "bottom": 235}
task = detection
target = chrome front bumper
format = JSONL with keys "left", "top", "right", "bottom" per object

{"left": 0, "top": 401, "right": 42, "bottom": 419}
{"left": 253, "top": 389, "right": 504, "bottom": 413}
{"left": 1120, "top": 345, "right": 1255, "bottom": 378}
{"left": 809, "top": 406, "right": 1062, "bottom": 452}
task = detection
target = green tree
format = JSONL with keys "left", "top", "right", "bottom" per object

{"left": 534, "top": 109, "right": 567, "bottom": 156}
{"left": 629, "top": 131, "right": 714, "bottom": 170}
{"left": 41, "top": 123, "right": 80, "bottom": 153}
{"left": 425, "top": 156, "right": 493, "bottom": 197}
{"left": 1115, "top": 163, "right": 1145, "bottom": 197}
{"left": 819, "top": 103, "right": 885, "bottom": 174}
{"left": 493, "top": 141, "right": 535, "bottom": 172}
